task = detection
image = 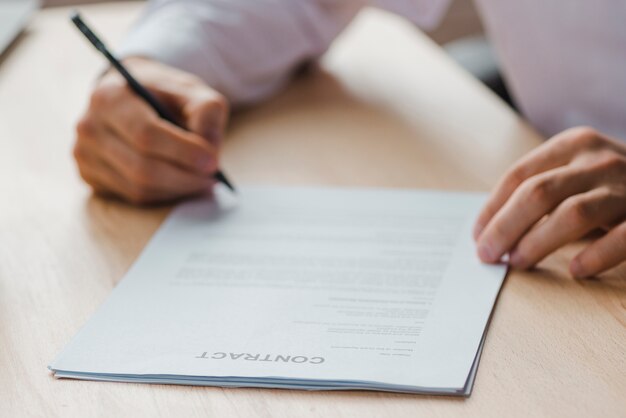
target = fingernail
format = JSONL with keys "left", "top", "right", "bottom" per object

{"left": 570, "top": 258, "right": 586, "bottom": 279}
{"left": 477, "top": 242, "right": 497, "bottom": 263}
{"left": 508, "top": 250, "right": 525, "bottom": 268}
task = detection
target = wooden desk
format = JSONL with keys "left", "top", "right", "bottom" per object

{"left": 1, "top": 3, "right": 624, "bottom": 417}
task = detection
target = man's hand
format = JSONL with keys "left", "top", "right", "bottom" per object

{"left": 74, "top": 58, "right": 229, "bottom": 204}
{"left": 474, "top": 127, "right": 626, "bottom": 278}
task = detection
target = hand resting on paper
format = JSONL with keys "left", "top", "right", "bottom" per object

{"left": 73, "top": 58, "right": 229, "bottom": 204}
{"left": 474, "top": 127, "right": 626, "bottom": 278}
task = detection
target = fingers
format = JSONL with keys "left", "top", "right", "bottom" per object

{"left": 144, "top": 81, "right": 229, "bottom": 143}
{"left": 115, "top": 60, "right": 230, "bottom": 144}
{"left": 74, "top": 143, "right": 176, "bottom": 204}
{"left": 90, "top": 88, "right": 218, "bottom": 174}
{"left": 476, "top": 165, "right": 596, "bottom": 263}
{"left": 509, "top": 187, "right": 626, "bottom": 269}
{"left": 183, "top": 92, "right": 229, "bottom": 145}
{"left": 95, "top": 126, "right": 215, "bottom": 195}
{"left": 75, "top": 122, "right": 214, "bottom": 204}
{"left": 473, "top": 126, "right": 626, "bottom": 277}
{"left": 474, "top": 127, "right": 605, "bottom": 238}
{"left": 570, "top": 221, "right": 626, "bottom": 278}
{"left": 73, "top": 59, "right": 233, "bottom": 205}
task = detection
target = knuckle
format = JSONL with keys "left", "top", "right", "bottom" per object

{"left": 75, "top": 164, "right": 98, "bottom": 190}
{"left": 75, "top": 164, "right": 91, "bottom": 183}
{"left": 72, "top": 142, "right": 86, "bottom": 163}
{"left": 524, "top": 177, "right": 553, "bottom": 205}
{"left": 75, "top": 117, "right": 95, "bottom": 139}
{"left": 564, "top": 198, "right": 595, "bottom": 226}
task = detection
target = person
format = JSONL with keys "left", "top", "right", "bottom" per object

{"left": 72, "top": 0, "right": 626, "bottom": 278}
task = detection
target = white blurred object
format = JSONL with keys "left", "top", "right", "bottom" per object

{"left": 42, "top": 0, "right": 133, "bottom": 6}
{"left": 0, "top": 0, "right": 40, "bottom": 56}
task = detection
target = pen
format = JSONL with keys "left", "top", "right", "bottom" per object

{"left": 70, "top": 12, "right": 236, "bottom": 193}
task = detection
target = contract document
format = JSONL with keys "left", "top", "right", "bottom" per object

{"left": 50, "top": 186, "right": 507, "bottom": 396}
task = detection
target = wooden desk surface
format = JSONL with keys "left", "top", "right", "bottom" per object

{"left": 1, "top": 3, "right": 624, "bottom": 417}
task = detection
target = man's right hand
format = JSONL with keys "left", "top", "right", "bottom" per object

{"left": 74, "top": 57, "right": 229, "bottom": 205}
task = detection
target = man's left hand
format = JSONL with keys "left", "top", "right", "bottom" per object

{"left": 474, "top": 127, "right": 626, "bottom": 278}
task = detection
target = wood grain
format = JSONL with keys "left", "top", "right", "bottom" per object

{"left": 1, "top": 3, "right": 624, "bottom": 417}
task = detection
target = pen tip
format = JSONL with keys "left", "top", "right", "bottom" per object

{"left": 214, "top": 172, "right": 236, "bottom": 193}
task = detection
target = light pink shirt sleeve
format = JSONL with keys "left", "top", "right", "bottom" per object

{"left": 118, "top": 0, "right": 449, "bottom": 106}
{"left": 118, "top": 0, "right": 367, "bottom": 105}
{"left": 120, "top": 0, "right": 625, "bottom": 138}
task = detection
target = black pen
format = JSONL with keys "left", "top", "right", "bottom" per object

{"left": 70, "top": 12, "right": 236, "bottom": 193}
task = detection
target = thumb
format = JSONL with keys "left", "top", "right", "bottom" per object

{"left": 146, "top": 82, "right": 229, "bottom": 146}
{"left": 182, "top": 91, "right": 229, "bottom": 147}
